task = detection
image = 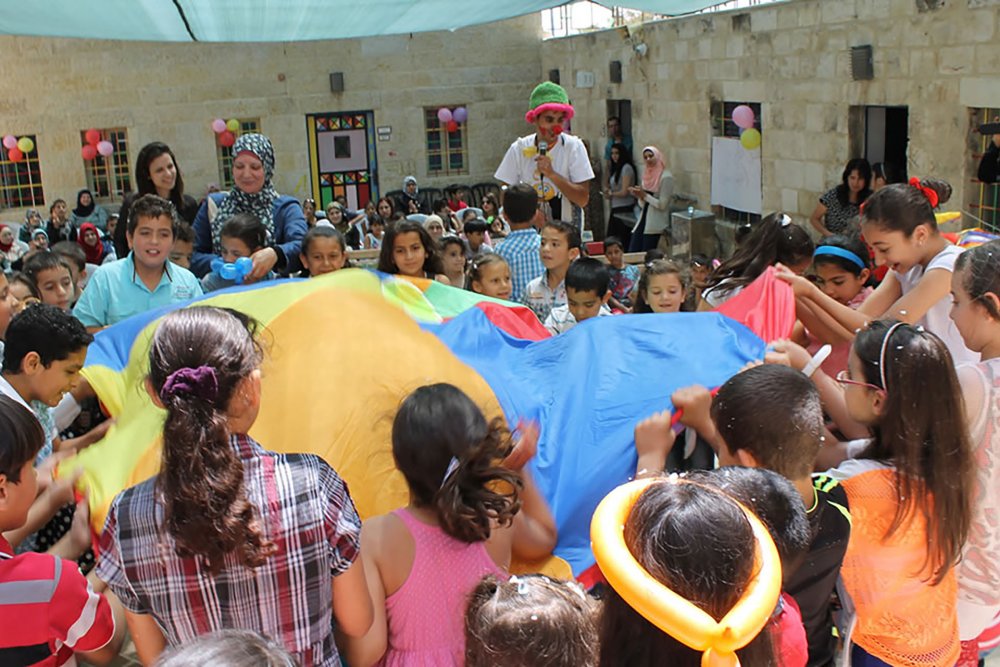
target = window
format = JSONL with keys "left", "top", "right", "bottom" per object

{"left": 969, "top": 107, "right": 1000, "bottom": 233}
{"left": 217, "top": 118, "right": 261, "bottom": 189}
{"left": 424, "top": 107, "right": 467, "bottom": 176}
{"left": 81, "top": 128, "right": 131, "bottom": 201}
{"left": 0, "top": 134, "right": 44, "bottom": 209}
{"left": 711, "top": 100, "right": 762, "bottom": 224}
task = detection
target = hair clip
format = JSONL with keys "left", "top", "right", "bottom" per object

{"left": 780, "top": 214, "right": 792, "bottom": 227}
{"left": 440, "top": 456, "right": 460, "bottom": 488}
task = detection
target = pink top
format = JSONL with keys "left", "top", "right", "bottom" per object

{"left": 377, "top": 509, "right": 507, "bottom": 666}
{"left": 807, "top": 286, "right": 872, "bottom": 377}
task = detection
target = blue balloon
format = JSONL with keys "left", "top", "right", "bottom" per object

{"left": 211, "top": 256, "right": 254, "bottom": 284}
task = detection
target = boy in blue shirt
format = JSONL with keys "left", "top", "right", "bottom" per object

{"left": 74, "top": 195, "right": 202, "bottom": 331}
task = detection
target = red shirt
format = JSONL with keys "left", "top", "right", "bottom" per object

{"left": 0, "top": 537, "right": 115, "bottom": 665}
{"left": 770, "top": 592, "right": 808, "bottom": 667}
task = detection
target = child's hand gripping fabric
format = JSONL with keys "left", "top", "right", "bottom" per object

{"left": 633, "top": 410, "right": 676, "bottom": 479}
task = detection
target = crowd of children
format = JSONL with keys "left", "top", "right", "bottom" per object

{"left": 1, "top": 75, "right": 999, "bottom": 667}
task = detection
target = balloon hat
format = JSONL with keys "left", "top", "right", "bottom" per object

{"left": 525, "top": 81, "right": 575, "bottom": 125}
{"left": 590, "top": 476, "right": 782, "bottom": 667}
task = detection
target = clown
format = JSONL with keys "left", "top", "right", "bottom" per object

{"left": 494, "top": 81, "right": 594, "bottom": 223}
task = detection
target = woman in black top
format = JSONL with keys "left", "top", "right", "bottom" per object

{"left": 809, "top": 158, "right": 872, "bottom": 237}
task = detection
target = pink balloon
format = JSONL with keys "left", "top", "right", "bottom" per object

{"left": 211, "top": 118, "right": 227, "bottom": 134}
{"left": 81, "top": 145, "right": 98, "bottom": 161}
{"left": 437, "top": 107, "right": 453, "bottom": 124}
{"left": 453, "top": 107, "right": 468, "bottom": 124}
{"left": 97, "top": 140, "right": 114, "bottom": 157}
{"left": 2, "top": 135, "right": 16, "bottom": 150}
{"left": 732, "top": 105, "right": 755, "bottom": 130}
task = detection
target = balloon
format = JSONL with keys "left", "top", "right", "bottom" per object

{"left": 446, "top": 120, "right": 459, "bottom": 133}
{"left": 591, "top": 478, "right": 781, "bottom": 664}
{"left": 85, "top": 128, "right": 101, "bottom": 145}
{"left": 453, "top": 107, "right": 468, "bottom": 124}
{"left": 81, "top": 145, "right": 98, "bottom": 161}
{"left": 437, "top": 107, "right": 453, "bottom": 124}
{"left": 7, "top": 148, "right": 24, "bottom": 163}
{"left": 226, "top": 119, "right": 240, "bottom": 133}
{"left": 211, "top": 118, "right": 227, "bottom": 134}
{"left": 2, "top": 135, "right": 16, "bottom": 150}
{"left": 740, "top": 128, "right": 762, "bottom": 150}
{"left": 211, "top": 256, "right": 254, "bottom": 284}
{"left": 16, "top": 137, "right": 34, "bottom": 154}
{"left": 218, "top": 130, "right": 236, "bottom": 148}
{"left": 732, "top": 105, "right": 755, "bottom": 130}
{"left": 97, "top": 140, "right": 114, "bottom": 157}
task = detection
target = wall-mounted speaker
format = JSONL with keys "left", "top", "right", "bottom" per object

{"left": 850, "top": 46, "right": 873, "bottom": 81}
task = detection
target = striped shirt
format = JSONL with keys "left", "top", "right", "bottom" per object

{"left": 0, "top": 537, "right": 115, "bottom": 666}
{"left": 96, "top": 435, "right": 361, "bottom": 667}
{"left": 495, "top": 228, "right": 544, "bottom": 302}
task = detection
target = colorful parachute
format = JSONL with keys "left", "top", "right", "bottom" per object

{"left": 66, "top": 267, "right": 793, "bottom": 575}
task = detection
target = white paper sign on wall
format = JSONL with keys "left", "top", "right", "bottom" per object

{"left": 575, "top": 71, "right": 595, "bottom": 88}
{"left": 710, "top": 137, "right": 762, "bottom": 215}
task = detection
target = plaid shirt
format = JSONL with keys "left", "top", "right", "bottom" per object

{"left": 495, "top": 228, "right": 545, "bottom": 302}
{"left": 521, "top": 272, "right": 566, "bottom": 323}
{"left": 96, "top": 435, "right": 361, "bottom": 667}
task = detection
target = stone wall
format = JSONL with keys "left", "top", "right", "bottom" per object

{"left": 541, "top": 0, "right": 999, "bottom": 228}
{"left": 0, "top": 15, "right": 542, "bottom": 214}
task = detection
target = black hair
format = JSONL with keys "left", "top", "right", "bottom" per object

{"left": 688, "top": 467, "right": 811, "bottom": 582}
{"left": 812, "top": 233, "right": 872, "bottom": 277}
{"left": 51, "top": 241, "right": 86, "bottom": 272}
{"left": 463, "top": 219, "right": 490, "bottom": 235}
{"left": 502, "top": 184, "right": 539, "bottom": 225}
{"left": 23, "top": 252, "right": 73, "bottom": 289}
{"left": 441, "top": 236, "right": 468, "bottom": 255}
{"left": 174, "top": 220, "right": 195, "bottom": 244}
{"left": 134, "top": 142, "right": 187, "bottom": 210}
{"left": 392, "top": 383, "right": 521, "bottom": 543}
{"left": 604, "top": 236, "right": 625, "bottom": 253}
{"left": 634, "top": 259, "right": 687, "bottom": 313}
{"left": 8, "top": 272, "right": 39, "bottom": 300}
{"left": 642, "top": 249, "right": 665, "bottom": 264}
{"left": 711, "top": 364, "right": 823, "bottom": 479}
{"left": 48, "top": 199, "right": 66, "bottom": 215}
{"left": 2, "top": 303, "right": 93, "bottom": 374}
{"left": 861, "top": 179, "right": 952, "bottom": 236}
{"left": 0, "top": 395, "right": 45, "bottom": 483}
{"left": 220, "top": 212, "right": 267, "bottom": 252}
{"left": 468, "top": 254, "right": 510, "bottom": 293}
{"left": 835, "top": 158, "right": 873, "bottom": 206}
{"left": 690, "top": 254, "right": 710, "bottom": 267}
{"left": 542, "top": 220, "right": 582, "bottom": 251}
{"left": 954, "top": 239, "right": 1000, "bottom": 320}
{"left": 301, "top": 225, "right": 348, "bottom": 257}
{"left": 871, "top": 162, "right": 903, "bottom": 187}
{"left": 704, "top": 212, "right": 814, "bottom": 292}
{"left": 565, "top": 257, "right": 609, "bottom": 297}
{"left": 377, "top": 220, "right": 444, "bottom": 276}
{"left": 128, "top": 194, "right": 179, "bottom": 236}
{"left": 608, "top": 142, "right": 636, "bottom": 183}
{"left": 432, "top": 198, "right": 450, "bottom": 214}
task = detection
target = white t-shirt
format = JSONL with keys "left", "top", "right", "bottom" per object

{"left": 895, "top": 244, "right": 979, "bottom": 367}
{"left": 494, "top": 133, "right": 594, "bottom": 222}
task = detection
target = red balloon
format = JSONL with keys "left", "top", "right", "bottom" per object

{"left": 447, "top": 120, "right": 459, "bottom": 133}
{"left": 81, "top": 144, "right": 98, "bottom": 161}
{"left": 85, "top": 128, "right": 101, "bottom": 145}
{"left": 7, "top": 148, "right": 24, "bottom": 163}
{"left": 218, "top": 130, "right": 236, "bottom": 148}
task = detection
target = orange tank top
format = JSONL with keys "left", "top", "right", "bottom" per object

{"left": 841, "top": 468, "right": 959, "bottom": 667}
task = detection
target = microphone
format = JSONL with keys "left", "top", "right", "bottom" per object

{"left": 538, "top": 141, "right": 548, "bottom": 157}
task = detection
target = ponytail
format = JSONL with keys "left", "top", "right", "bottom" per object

{"left": 392, "top": 384, "right": 521, "bottom": 543}
{"left": 148, "top": 307, "right": 273, "bottom": 571}
{"left": 861, "top": 177, "right": 952, "bottom": 235}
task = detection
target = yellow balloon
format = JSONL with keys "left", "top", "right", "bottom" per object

{"left": 740, "top": 129, "right": 761, "bottom": 151}
{"left": 226, "top": 119, "right": 240, "bottom": 133}
{"left": 17, "top": 136, "right": 34, "bottom": 153}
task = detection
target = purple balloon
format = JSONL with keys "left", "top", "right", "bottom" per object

{"left": 211, "top": 118, "right": 227, "bottom": 134}
{"left": 437, "top": 107, "right": 453, "bottom": 123}
{"left": 732, "top": 105, "right": 755, "bottom": 130}
{"left": 2, "top": 135, "right": 16, "bottom": 150}
{"left": 453, "top": 107, "right": 468, "bottom": 124}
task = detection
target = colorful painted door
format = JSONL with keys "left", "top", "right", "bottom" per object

{"left": 305, "top": 111, "right": 378, "bottom": 210}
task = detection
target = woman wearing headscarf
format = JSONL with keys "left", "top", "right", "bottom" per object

{"left": 191, "top": 133, "right": 307, "bottom": 279}
{"left": 628, "top": 145, "right": 674, "bottom": 253}
{"left": 114, "top": 141, "right": 200, "bottom": 259}
{"left": 0, "top": 224, "right": 29, "bottom": 272}
{"left": 397, "top": 175, "right": 425, "bottom": 215}
{"left": 77, "top": 223, "right": 108, "bottom": 266}
{"left": 68, "top": 189, "right": 109, "bottom": 231}
{"left": 18, "top": 209, "right": 43, "bottom": 244}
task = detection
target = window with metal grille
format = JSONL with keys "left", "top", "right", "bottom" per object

{"left": 424, "top": 108, "right": 467, "bottom": 176}
{"left": 216, "top": 118, "right": 261, "bottom": 189}
{"left": 81, "top": 128, "right": 131, "bottom": 201}
{"left": 711, "top": 100, "right": 762, "bottom": 225}
{"left": 969, "top": 107, "right": 1000, "bottom": 233}
{"left": 0, "top": 135, "right": 44, "bottom": 209}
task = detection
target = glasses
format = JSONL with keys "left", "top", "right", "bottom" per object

{"left": 835, "top": 370, "right": 882, "bottom": 392}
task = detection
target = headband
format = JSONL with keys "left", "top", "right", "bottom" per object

{"left": 813, "top": 245, "right": 866, "bottom": 270}
{"left": 877, "top": 321, "right": 907, "bottom": 391}
{"left": 591, "top": 477, "right": 781, "bottom": 667}
{"left": 909, "top": 177, "right": 939, "bottom": 208}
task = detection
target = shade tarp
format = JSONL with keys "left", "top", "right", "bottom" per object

{"left": 0, "top": 1, "right": 732, "bottom": 42}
